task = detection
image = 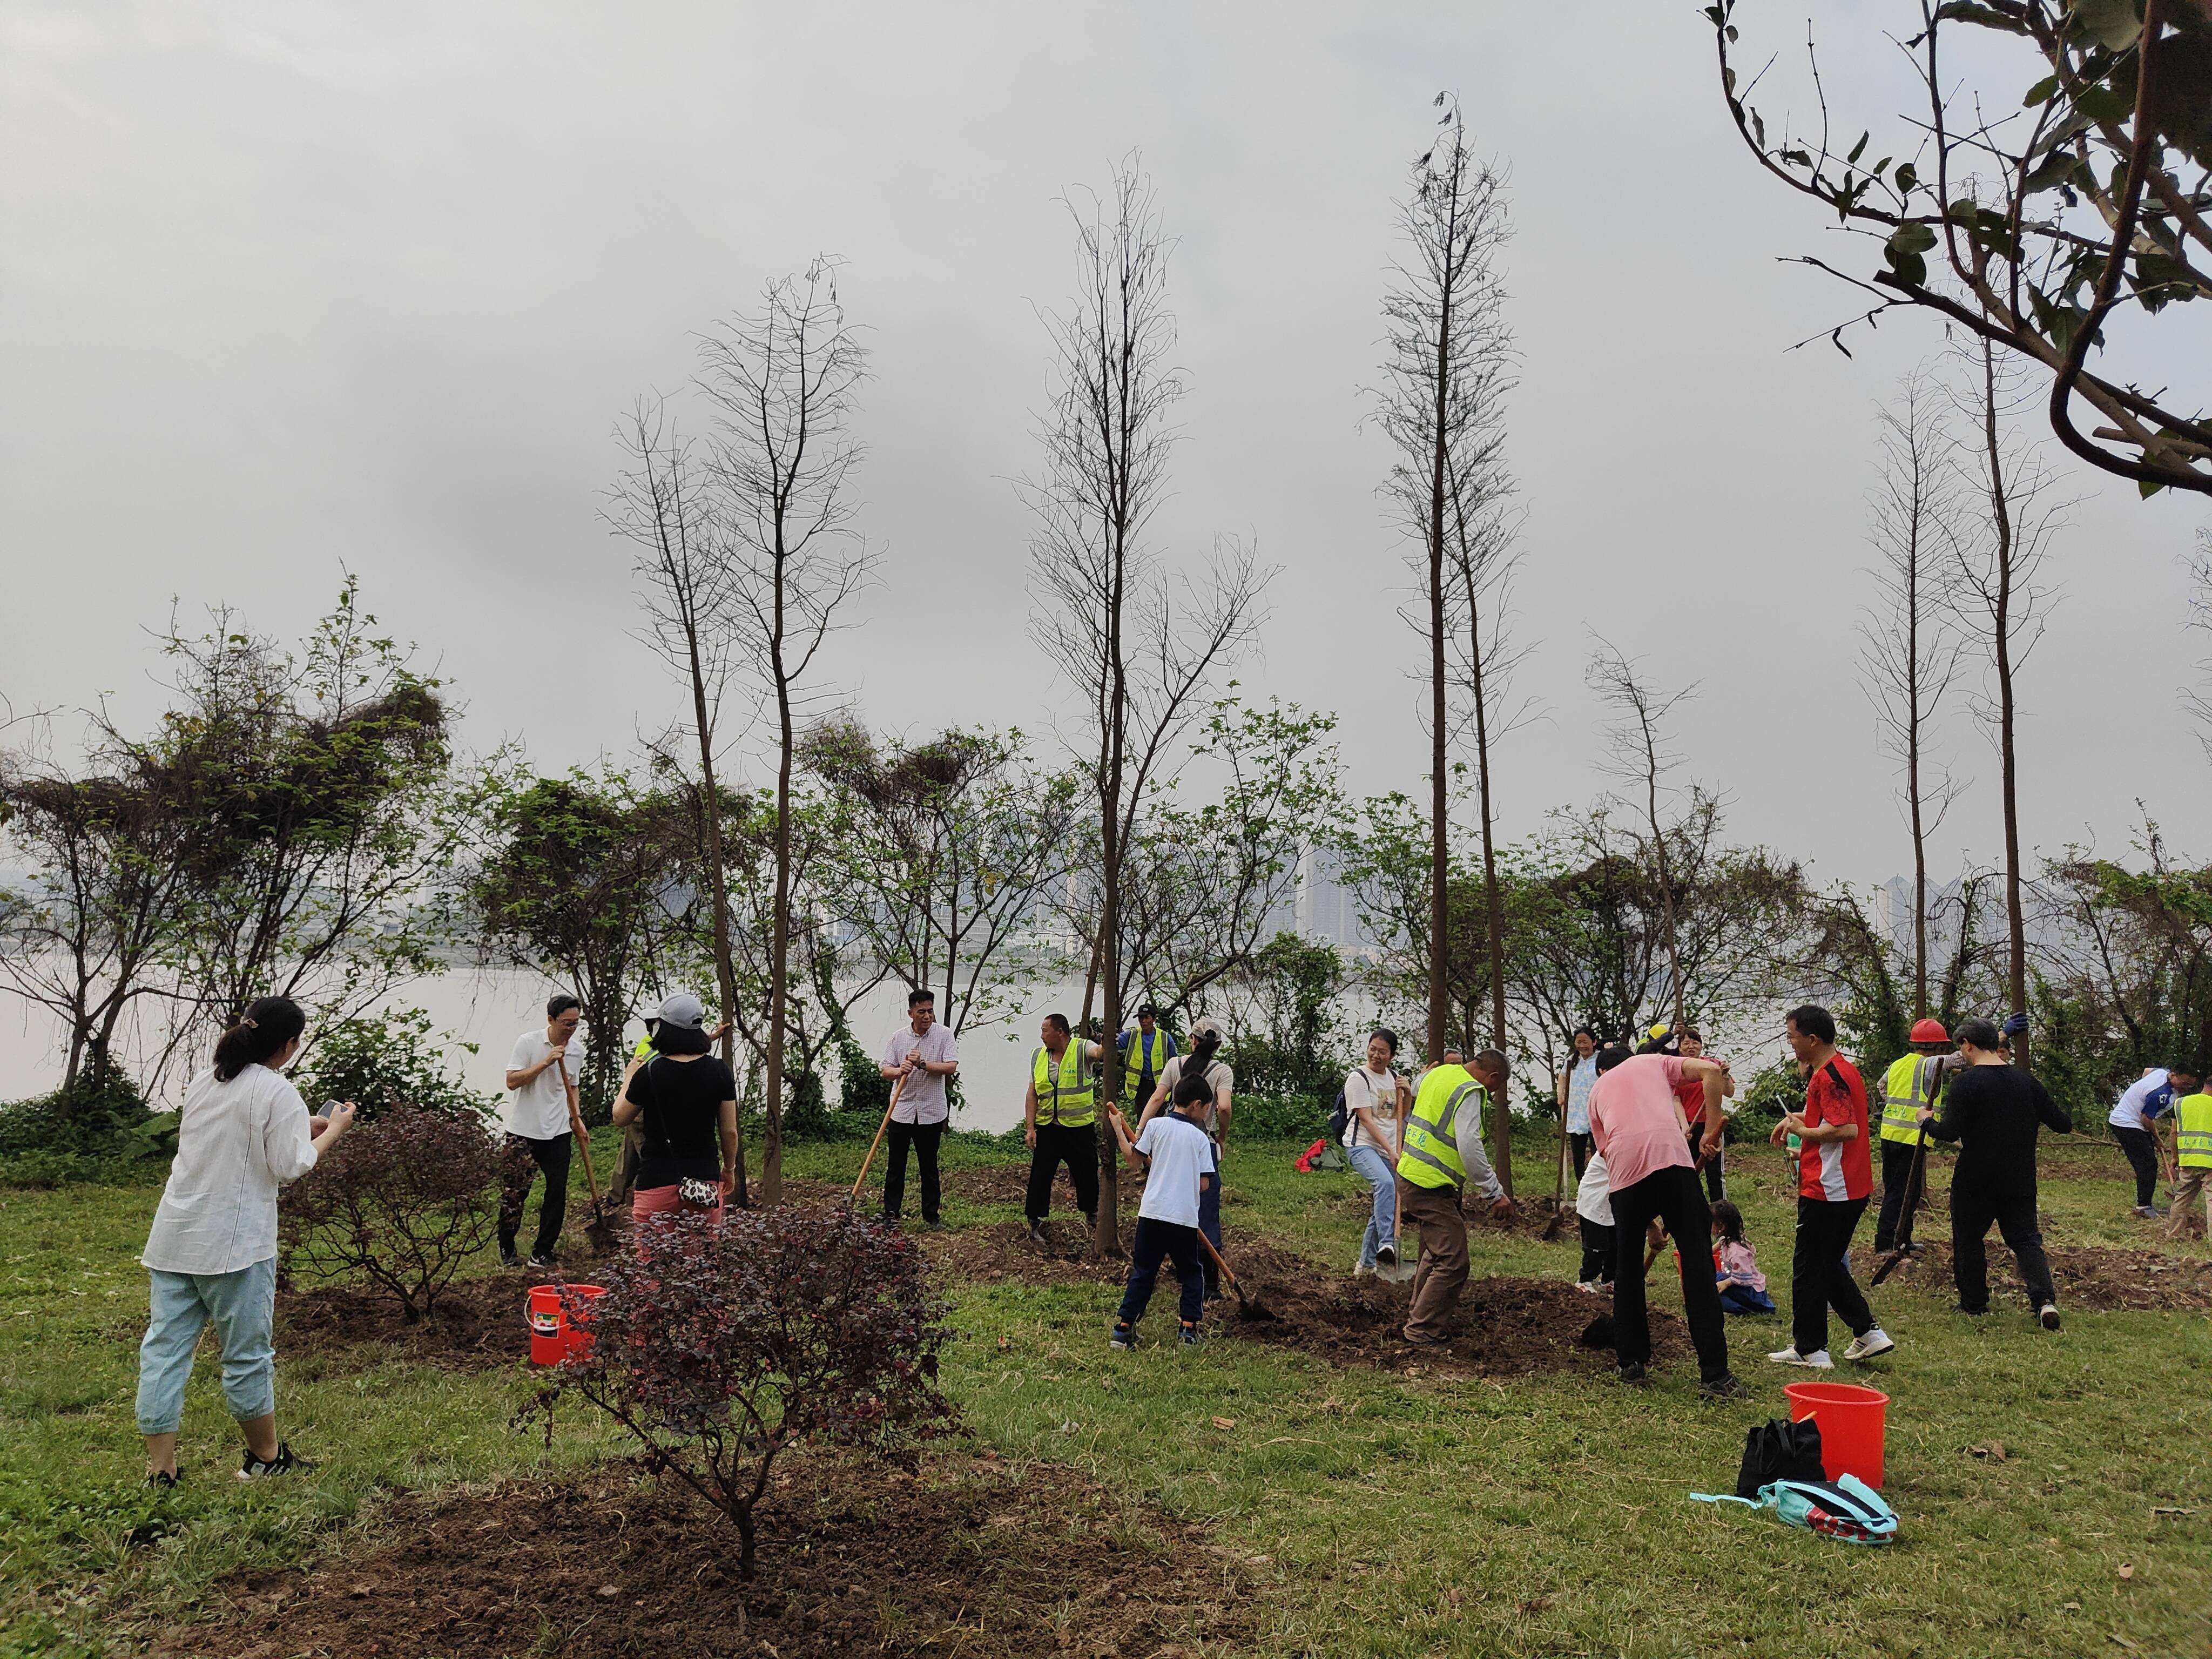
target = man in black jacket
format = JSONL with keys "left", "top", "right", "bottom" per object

{"left": 1919, "top": 1017, "right": 2072, "bottom": 1329}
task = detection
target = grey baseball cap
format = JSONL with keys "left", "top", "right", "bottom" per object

{"left": 656, "top": 993, "right": 707, "bottom": 1030}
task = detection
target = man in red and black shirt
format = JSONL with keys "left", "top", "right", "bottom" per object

{"left": 1766, "top": 1004, "right": 1893, "bottom": 1368}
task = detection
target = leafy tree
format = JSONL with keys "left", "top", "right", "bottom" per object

{"left": 802, "top": 721, "right": 1077, "bottom": 1037}
{"left": 466, "top": 770, "right": 684, "bottom": 1117}
{"left": 1222, "top": 932, "right": 1348, "bottom": 1098}
{"left": 1707, "top": 0, "right": 2212, "bottom": 496}
{"left": 525, "top": 1205, "right": 955, "bottom": 1576}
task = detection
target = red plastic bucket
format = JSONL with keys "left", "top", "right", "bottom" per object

{"left": 526, "top": 1285, "right": 566, "bottom": 1366}
{"left": 561, "top": 1284, "right": 606, "bottom": 1360}
{"left": 1785, "top": 1381, "right": 1890, "bottom": 1487}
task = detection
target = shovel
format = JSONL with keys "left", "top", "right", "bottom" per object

{"left": 1196, "top": 1231, "right": 1277, "bottom": 1321}
{"left": 576, "top": 1130, "right": 615, "bottom": 1253}
{"left": 851, "top": 1070, "right": 910, "bottom": 1200}
{"left": 1871, "top": 1063, "right": 1945, "bottom": 1285}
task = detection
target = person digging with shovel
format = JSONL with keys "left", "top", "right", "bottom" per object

{"left": 612, "top": 994, "right": 738, "bottom": 1253}
{"left": 1394, "top": 1048, "right": 1512, "bottom": 1346}
{"left": 500, "top": 994, "right": 588, "bottom": 1269}
{"left": 1873, "top": 1019, "right": 1956, "bottom": 1257}
{"left": 1105, "top": 1072, "right": 1217, "bottom": 1349}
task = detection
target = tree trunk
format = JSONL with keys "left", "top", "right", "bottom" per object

{"left": 690, "top": 653, "right": 748, "bottom": 1207}
{"left": 763, "top": 659, "right": 792, "bottom": 1206}
{"left": 1978, "top": 340, "right": 2032, "bottom": 1075}
{"left": 1426, "top": 302, "right": 1453, "bottom": 1065}
{"left": 1467, "top": 570, "right": 1512, "bottom": 1195}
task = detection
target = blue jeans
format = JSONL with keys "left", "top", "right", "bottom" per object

{"left": 1348, "top": 1143, "right": 1398, "bottom": 1268}
{"left": 136, "top": 1257, "right": 278, "bottom": 1434}
{"left": 1718, "top": 1282, "right": 1776, "bottom": 1316}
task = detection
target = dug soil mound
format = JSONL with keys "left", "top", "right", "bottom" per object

{"left": 146, "top": 1453, "right": 1258, "bottom": 1659}
{"left": 1223, "top": 1242, "right": 1692, "bottom": 1379}
{"left": 946, "top": 1159, "right": 1144, "bottom": 1210}
{"left": 276, "top": 1271, "right": 541, "bottom": 1373}
{"left": 920, "top": 1217, "right": 1128, "bottom": 1288}
{"left": 1875, "top": 1239, "right": 2212, "bottom": 1311}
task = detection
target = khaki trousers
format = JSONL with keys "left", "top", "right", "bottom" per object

{"left": 1397, "top": 1176, "right": 1468, "bottom": 1343}
{"left": 2165, "top": 1165, "right": 2210, "bottom": 1239}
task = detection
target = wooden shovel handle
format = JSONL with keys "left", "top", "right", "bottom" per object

{"left": 851, "top": 1071, "right": 909, "bottom": 1198}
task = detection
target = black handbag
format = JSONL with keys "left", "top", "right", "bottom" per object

{"left": 1737, "top": 1417, "right": 1825, "bottom": 1499}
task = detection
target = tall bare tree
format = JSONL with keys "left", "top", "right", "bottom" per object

{"left": 1859, "top": 363, "right": 1966, "bottom": 1019}
{"left": 1948, "top": 336, "right": 2068, "bottom": 1074}
{"left": 698, "top": 257, "right": 875, "bottom": 1206}
{"left": 1374, "top": 92, "right": 1514, "bottom": 1069}
{"left": 607, "top": 398, "right": 752, "bottom": 1205}
{"left": 1588, "top": 644, "right": 1697, "bottom": 1036}
{"left": 1022, "top": 157, "right": 1267, "bottom": 1259}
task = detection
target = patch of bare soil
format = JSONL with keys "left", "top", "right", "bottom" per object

{"left": 1221, "top": 1242, "right": 1692, "bottom": 1379}
{"left": 919, "top": 1217, "right": 1128, "bottom": 1288}
{"left": 944, "top": 1159, "right": 1146, "bottom": 1210}
{"left": 1874, "top": 1239, "right": 2212, "bottom": 1311}
{"left": 145, "top": 1453, "right": 1258, "bottom": 1659}
{"left": 275, "top": 1271, "right": 541, "bottom": 1373}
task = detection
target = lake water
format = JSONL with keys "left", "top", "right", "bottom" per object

{"left": 0, "top": 968, "right": 1087, "bottom": 1137}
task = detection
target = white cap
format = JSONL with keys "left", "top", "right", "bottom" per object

{"left": 657, "top": 993, "right": 706, "bottom": 1030}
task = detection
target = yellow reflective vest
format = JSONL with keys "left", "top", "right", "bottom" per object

{"left": 1880, "top": 1053, "right": 1947, "bottom": 1144}
{"left": 2175, "top": 1091, "right": 2212, "bottom": 1170}
{"left": 1032, "top": 1043, "right": 1096, "bottom": 1128}
{"left": 1397, "top": 1063, "right": 1485, "bottom": 1193}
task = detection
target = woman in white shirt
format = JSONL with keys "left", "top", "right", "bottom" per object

{"left": 1345, "top": 1029, "right": 1409, "bottom": 1275}
{"left": 137, "top": 996, "right": 356, "bottom": 1486}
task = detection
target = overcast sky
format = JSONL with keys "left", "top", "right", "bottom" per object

{"left": 5, "top": 1, "right": 2208, "bottom": 901}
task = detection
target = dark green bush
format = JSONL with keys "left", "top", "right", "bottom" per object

{"left": 295, "top": 1008, "right": 494, "bottom": 1121}
{"left": 0, "top": 1069, "right": 174, "bottom": 1188}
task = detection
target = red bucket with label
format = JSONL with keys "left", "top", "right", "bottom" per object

{"left": 561, "top": 1284, "right": 606, "bottom": 1360}
{"left": 527, "top": 1285, "right": 567, "bottom": 1366}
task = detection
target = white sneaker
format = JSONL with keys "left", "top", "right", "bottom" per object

{"left": 2040, "top": 1303, "right": 2061, "bottom": 1331}
{"left": 1766, "top": 1345, "right": 1834, "bottom": 1370}
{"left": 1842, "top": 1328, "right": 1894, "bottom": 1361}
{"left": 1573, "top": 1279, "right": 1601, "bottom": 1294}
{"left": 1352, "top": 1262, "right": 1375, "bottom": 1278}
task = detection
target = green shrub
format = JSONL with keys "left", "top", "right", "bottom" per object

{"left": 0, "top": 1069, "right": 174, "bottom": 1188}
{"left": 295, "top": 1008, "right": 493, "bottom": 1121}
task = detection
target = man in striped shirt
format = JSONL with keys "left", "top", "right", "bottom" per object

{"left": 1767, "top": 1004, "right": 1892, "bottom": 1369}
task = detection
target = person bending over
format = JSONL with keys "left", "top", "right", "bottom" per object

{"left": 1105, "top": 1073, "right": 1216, "bottom": 1348}
{"left": 1393, "top": 1048, "right": 1512, "bottom": 1345}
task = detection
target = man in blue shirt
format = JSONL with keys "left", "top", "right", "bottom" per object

{"left": 2110, "top": 1064, "right": 2199, "bottom": 1217}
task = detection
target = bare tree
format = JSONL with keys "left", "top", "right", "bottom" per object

{"left": 697, "top": 258, "right": 875, "bottom": 1206}
{"left": 1021, "top": 157, "right": 1268, "bottom": 1259}
{"left": 1587, "top": 644, "right": 1698, "bottom": 1035}
{"left": 1374, "top": 92, "right": 1514, "bottom": 1069}
{"left": 1859, "top": 363, "right": 1967, "bottom": 1019}
{"left": 1947, "top": 336, "right": 2068, "bottom": 1074}
{"left": 607, "top": 398, "right": 752, "bottom": 1206}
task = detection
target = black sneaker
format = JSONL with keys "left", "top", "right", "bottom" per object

{"left": 1952, "top": 1304, "right": 1992, "bottom": 1318}
{"left": 499, "top": 1247, "right": 520, "bottom": 1269}
{"left": 1700, "top": 1373, "right": 1751, "bottom": 1401}
{"left": 925, "top": 1218, "right": 947, "bottom": 1232}
{"left": 1179, "top": 1321, "right": 1205, "bottom": 1347}
{"left": 1618, "top": 1361, "right": 1648, "bottom": 1385}
{"left": 238, "top": 1442, "right": 313, "bottom": 1481}
{"left": 1109, "top": 1321, "right": 1139, "bottom": 1350}
{"left": 1375, "top": 1242, "right": 1398, "bottom": 1269}
{"left": 144, "top": 1469, "right": 180, "bottom": 1491}
{"left": 1027, "top": 1222, "right": 1050, "bottom": 1246}
{"left": 528, "top": 1253, "right": 558, "bottom": 1270}
{"left": 2039, "top": 1303, "right": 2061, "bottom": 1331}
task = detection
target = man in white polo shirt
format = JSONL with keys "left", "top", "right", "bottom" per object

{"left": 877, "top": 987, "right": 959, "bottom": 1229}
{"left": 500, "top": 993, "right": 586, "bottom": 1268}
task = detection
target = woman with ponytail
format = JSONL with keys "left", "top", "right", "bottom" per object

{"left": 137, "top": 996, "right": 357, "bottom": 1486}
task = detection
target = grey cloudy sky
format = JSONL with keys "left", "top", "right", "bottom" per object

{"left": 5, "top": 0, "right": 2208, "bottom": 895}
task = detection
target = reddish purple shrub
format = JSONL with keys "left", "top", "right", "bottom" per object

{"left": 525, "top": 1203, "right": 956, "bottom": 1573}
{"left": 279, "top": 1103, "right": 504, "bottom": 1320}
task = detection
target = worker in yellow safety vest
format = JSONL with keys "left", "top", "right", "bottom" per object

{"left": 1873, "top": 1017, "right": 1956, "bottom": 1256}
{"left": 1023, "top": 1013, "right": 1105, "bottom": 1245}
{"left": 2163, "top": 1086, "right": 2212, "bottom": 1242}
{"left": 1394, "top": 1048, "right": 1512, "bottom": 1344}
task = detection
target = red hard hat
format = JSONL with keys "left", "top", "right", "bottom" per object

{"left": 1909, "top": 1017, "right": 1950, "bottom": 1044}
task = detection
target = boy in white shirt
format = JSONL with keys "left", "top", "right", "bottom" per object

{"left": 1105, "top": 1073, "right": 1216, "bottom": 1348}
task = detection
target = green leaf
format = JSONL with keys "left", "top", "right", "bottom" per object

{"left": 1885, "top": 248, "right": 1930, "bottom": 286}
{"left": 2024, "top": 75, "right": 2060, "bottom": 106}
{"left": 2069, "top": 0, "right": 2142, "bottom": 52}
{"left": 2076, "top": 80, "right": 2136, "bottom": 124}
{"left": 1889, "top": 222, "right": 1939, "bottom": 255}
{"left": 2024, "top": 149, "right": 2082, "bottom": 194}
{"left": 1933, "top": 1, "right": 2031, "bottom": 31}
{"left": 1848, "top": 130, "right": 1870, "bottom": 164}
{"left": 1895, "top": 160, "right": 1918, "bottom": 192}
{"left": 2140, "top": 477, "right": 2166, "bottom": 497}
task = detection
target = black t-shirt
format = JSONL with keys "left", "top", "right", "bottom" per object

{"left": 1926, "top": 1062, "right": 2072, "bottom": 1196}
{"left": 625, "top": 1054, "right": 734, "bottom": 1190}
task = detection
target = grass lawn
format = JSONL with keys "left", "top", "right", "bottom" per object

{"left": 2, "top": 1123, "right": 2208, "bottom": 1657}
